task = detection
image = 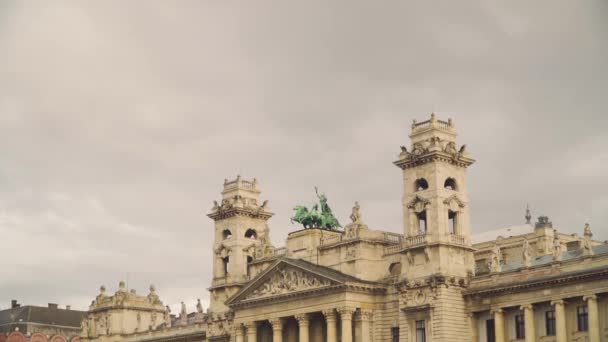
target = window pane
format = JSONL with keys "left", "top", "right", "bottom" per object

{"left": 416, "top": 320, "right": 426, "bottom": 342}
{"left": 515, "top": 314, "right": 525, "bottom": 339}
{"left": 545, "top": 310, "right": 556, "bottom": 336}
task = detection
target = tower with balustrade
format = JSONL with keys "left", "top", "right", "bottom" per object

{"left": 207, "top": 176, "right": 273, "bottom": 314}
{"left": 394, "top": 114, "right": 476, "bottom": 341}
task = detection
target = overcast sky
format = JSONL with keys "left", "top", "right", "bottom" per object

{"left": 0, "top": 1, "right": 607, "bottom": 313}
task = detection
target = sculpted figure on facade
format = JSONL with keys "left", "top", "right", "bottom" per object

{"left": 584, "top": 223, "right": 593, "bottom": 238}
{"left": 552, "top": 232, "right": 563, "bottom": 261}
{"left": 247, "top": 267, "right": 331, "bottom": 299}
{"left": 490, "top": 242, "right": 502, "bottom": 272}
{"left": 522, "top": 238, "right": 532, "bottom": 267}
{"left": 350, "top": 201, "right": 362, "bottom": 224}
{"left": 583, "top": 235, "right": 594, "bottom": 256}
{"left": 147, "top": 284, "right": 160, "bottom": 304}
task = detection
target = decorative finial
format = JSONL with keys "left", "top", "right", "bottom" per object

{"left": 584, "top": 223, "right": 593, "bottom": 239}
{"left": 448, "top": 118, "right": 453, "bottom": 126}
{"left": 149, "top": 284, "right": 156, "bottom": 293}
{"left": 525, "top": 204, "right": 532, "bottom": 224}
{"left": 118, "top": 280, "right": 126, "bottom": 291}
{"left": 100, "top": 285, "right": 106, "bottom": 294}
{"left": 430, "top": 113, "right": 436, "bottom": 119}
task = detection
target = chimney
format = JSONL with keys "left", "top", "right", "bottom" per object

{"left": 11, "top": 300, "right": 19, "bottom": 308}
{"left": 48, "top": 303, "right": 58, "bottom": 310}
{"left": 66, "top": 305, "right": 71, "bottom": 311}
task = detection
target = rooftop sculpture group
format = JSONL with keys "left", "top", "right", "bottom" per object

{"left": 291, "top": 187, "right": 341, "bottom": 230}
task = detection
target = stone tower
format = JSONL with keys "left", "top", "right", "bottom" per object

{"left": 394, "top": 114, "right": 475, "bottom": 341}
{"left": 207, "top": 176, "right": 273, "bottom": 314}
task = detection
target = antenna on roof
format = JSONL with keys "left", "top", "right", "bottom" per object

{"left": 525, "top": 204, "right": 532, "bottom": 224}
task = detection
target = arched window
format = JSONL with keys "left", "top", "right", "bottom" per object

{"left": 245, "top": 229, "right": 258, "bottom": 239}
{"left": 415, "top": 178, "right": 429, "bottom": 191}
{"left": 417, "top": 210, "right": 427, "bottom": 234}
{"left": 389, "top": 262, "right": 402, "bottom": 276}
{"left": 222, "top": 229, "right": 232, "bottom": 240}
{"left": 444, "top": 178, "right": 457, "bottom": 190}
{"left": 448, "top": 210, "right": 458, "bottom": 234}
{"left": 222, "top": 256, "right": 230, "bottom": 275}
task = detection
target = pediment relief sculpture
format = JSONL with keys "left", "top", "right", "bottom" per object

{"left": 407, "top": 195, "right": 430, "bottom": 213}
{"left": 244, "top": 266, "right": 332, "bottom": 300}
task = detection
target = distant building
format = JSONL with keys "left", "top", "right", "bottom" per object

{"left": 80, "top": 114, "right": 607, "bottom": 342}
{"left": 0, "top": 300, "right": 85, "bottom": 342}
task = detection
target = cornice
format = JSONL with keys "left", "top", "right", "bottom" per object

{"left": 394, "top": 151, "right": 475, "bottom": 170}
{"left": 207, "top": 207, "right": 273, "bottom": 221}
{"left": 464, "top": 265, "right": 608, "bottom": 297}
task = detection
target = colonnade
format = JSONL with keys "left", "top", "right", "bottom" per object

{"left": 234, "top": 307, "right": 373, "bottom": 342}
{"left": 470, "top": 294, "right": 601, "bottom": 342}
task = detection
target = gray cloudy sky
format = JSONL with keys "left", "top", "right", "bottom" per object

{"left": 0, "top": 1, "right": 607, "bottom": 312}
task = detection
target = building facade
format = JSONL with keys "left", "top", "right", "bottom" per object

{"left": 80, "top": 114, "right": 607, "bottom": 342}
{"left": 0, "top": 300, "right": 85, "bottom": 342}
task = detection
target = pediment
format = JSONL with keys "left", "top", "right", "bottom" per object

{"left": 227, "top": 259, "right": 342, "bottom": 306}
{"left": 406, "top": 195, "right": 430, "bottom": 212}
{"left": 443, "top": 194, "right": 466, "bottom": 210}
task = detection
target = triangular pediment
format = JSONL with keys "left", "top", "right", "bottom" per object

{"left": 227, "top": 259, "right": 344, "bottom": 306}
{"left": 443, "top": 194, "right": 466, "bottom": 209}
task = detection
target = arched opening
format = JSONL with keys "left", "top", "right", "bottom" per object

{"left": 222, "top": 256, "right": 230, "bottom": 275}
{"left": 389, "top": 262, "right": 402, "bottom": 276}
{"left": 417, "top": 210, "right": 427, "bottom": 235}
{"left": 222, "top": 229, "right": 232, "bottom": 240}
{"left": 415, "top": 178, "right": 429, "bottom": 191}
{"left": 444, "top": 178, "right": 457, "bottom": 190}
{"left": 244, "top": 229, "right": 258, "bottom": 239}
{"left": 246, "top": 256, "right": 253, "bottom": 277}
{"left": 448, "top": 210, "right": 458, "bottom": 234}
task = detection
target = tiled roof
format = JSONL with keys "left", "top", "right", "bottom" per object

{"left": 0, "top": 306, "right": 85, "bottom": 328}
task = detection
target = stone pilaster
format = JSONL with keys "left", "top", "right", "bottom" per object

{"left": 234, "top": 323, "right": 244, "bottom": 342}
{"left": 551, "top": 300, "right": 567, "bottom": 342}
{"left": 584, "top": 295, "right": 600, "bottom": 342}
{"left": 295, "top": 314, "right": 309, "bottom": 342}
{"left": 520, "top": 304, "right": 535, "bottom": 342}
{"left": 359, "top": 309, "right": 373, "bottom": 342}
{"left": 269, "top": 318, "right": 283, "bottom": 342}
{"left": 492, "top": 309, "right": 505, "bottom": 342}
{"left": 245, "top": 321, "right": 257, "bottom": 342}
{"left": 337, "top": 307, "right": 356, "bottom": 342}
{"left": 469, "top": 313, "right": 477, "bottom": 342}
{"left": 323, "top": 309, "right": 338, "bottom": 342}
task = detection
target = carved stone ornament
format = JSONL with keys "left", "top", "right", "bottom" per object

{"left": 345, "top": 245, "right": 358, "bottom": 260}
{"left": 245, "top": 266, "right": 332, "bottom": 299}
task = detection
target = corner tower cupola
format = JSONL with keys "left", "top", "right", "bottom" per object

{"left": 394, "top": 114, "right": 475, "bottom": 278}
{"left": 207, "top": 176, "right": 273, "bottom": 313}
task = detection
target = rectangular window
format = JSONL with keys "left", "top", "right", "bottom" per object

{"left": 577, "top": 306, "right": 588, "bottom": 331}
{"left": 416, "top": 320, "right": 426, "bottom": 342}
{"left": 545, "top": 310, "right": 556, "bottom": 336}
{"left": 486, "top": 319, "right": 495, "bottom": 342}
{"left": 391, "top": 327, "right": 399, "bottom": 342}
{"left": 515, "top": 314, "right": 525, "bottom": 339}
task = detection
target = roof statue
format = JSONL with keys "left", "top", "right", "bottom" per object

{"left": 291, "top": 187, "right": 341, "bottom": 230}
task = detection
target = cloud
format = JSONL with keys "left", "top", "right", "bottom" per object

{"left": 0, "top": 0, "right": 606, "bottom": 311}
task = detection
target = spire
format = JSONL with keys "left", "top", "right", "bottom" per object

{"left": 525, "top": 204, "right": 532, "bottom": 224}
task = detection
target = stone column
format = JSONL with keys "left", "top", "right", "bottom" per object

{"left": 337, "top": 307, "right": 356, "bottom": 342}
{"left": 492, "top": 309, "right": 505, "bottom": 342}
{"left": 270, "top": 318, "right": 284, "bottom": 342}
{"left": 551, "top": 300, "right": 567, "bottom": 342}
{"left": 520, "top": 304, "right": 535, "bottom": 342}
{"left": 295, "top": 314, "right": 309, "bottom": 342}
{"left": 323, "top": 309, "right": 338, "bottom": 342}
{"left": 584, "top": 295, "right": 600, "bottom": 342}
{"left": 234, "top": 323, "right": 244, "bottom": 342}
{"left": 469, "top": 313, "right": 478, "bottom": 342}
{"left": 245, "top": 321, "right": 257, "bottom": 342}
{"left": 359, "top": 310, "right": 373, "bottom": 342}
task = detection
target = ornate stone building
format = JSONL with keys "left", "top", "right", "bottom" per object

{"left": 80, "top": 114, "right": 608, "bottom": 342}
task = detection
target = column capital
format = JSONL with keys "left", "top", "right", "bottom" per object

{"left": 358, "top": 309, "right": 374, "bottom": 322}
{"left": 490, "top": 308, "right": 503, "bottom": 315}
{"left": 520, "top": 304, "right": 534, "bottom": 311}
{"left": 294, "top": 313, "right": 309, "bottom": 325}
{"left": 583, "top": 294, "right": 598, "bottom": 302}
{"left": 244, "top": 321, "right": 257, "bottom": 329}
{"left": 337, "top": 306, "right": 357, "bottom": 320}
{"left": 322, "top": 309, "right": 337, "bottom": 322}
{"left": 233, "top": 323, "right": 244, "bottom": 337}
{"left": 269, "top": 318, "right": 284, "bottom": 331}
{"left": 550, "top": 299, "right": 565, "bottom": 306}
